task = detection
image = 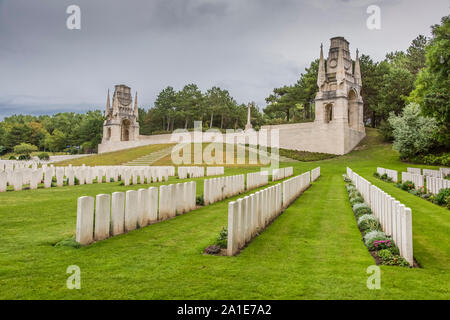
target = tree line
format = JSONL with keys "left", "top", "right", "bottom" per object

{"left": 137, "top": 85, "right": 264, "bottom": 135}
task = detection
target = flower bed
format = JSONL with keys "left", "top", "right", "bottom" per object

{"left": 344, "top": 175, "right": 410, "bottom": 267}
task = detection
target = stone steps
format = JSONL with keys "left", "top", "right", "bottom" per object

{"left": 123, "top": 147, "right": 173, "bottom": 166}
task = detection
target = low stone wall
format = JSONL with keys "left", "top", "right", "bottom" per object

{"left": 347, "top": 167, "right": 413, "bottom": 266}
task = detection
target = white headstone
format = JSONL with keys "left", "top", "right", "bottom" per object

{"left": 94, "top": 194, "right": 111, "bottom": 241}
{"left": 76, "top": 196, "right": 94, "bottom": 245}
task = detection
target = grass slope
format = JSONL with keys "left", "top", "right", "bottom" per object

{"left": 55, "top": 144, "right": 174, "bottom": 167}
{"left": 0, "top": 128, "right": 448, "bottom": 299}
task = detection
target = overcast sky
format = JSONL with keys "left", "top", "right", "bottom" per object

{"left": 0, "top": 0, "right": 448, "bottom": 119}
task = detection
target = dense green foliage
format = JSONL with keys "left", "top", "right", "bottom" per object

{"left": 138, "top": 85, "right": 264, "bottom": 134}
{"left": 409, "top": 15, "right": 450, "bottom": 147}
{"left": 388, "top": 104, "right": 438, "bottom": 159}
{"left": 0, "top": 111, "right": 104, "bottom": 154}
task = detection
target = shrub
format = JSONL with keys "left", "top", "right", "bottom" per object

{"left": 350, "top": 196, "right": 364, "bottom": 206}
{"left": 363, "top": 230, "right": 388, "bottom": 248}
{"left": 357, "top": 215, "right": 382, "bottom": 232}
{"left": 353, "top": 203, "right": 372, "bottom": 217}
{"left": 384, "top": 255, "right": 410, "bottom": 267}
{"left": 388, "top": 103, "right": 438, "bottom": 159}
{"left": 18, "top": 154, "right": 31, "bottom": 160}
{"left": 373, "top": 172, "right": 381, "bottom": 178}
{"left": 377, "top": 249, "right": 393, "bottom": 261}
{"left": 215, "top": 227, "right": 228, "bottom": 249}
{"left": 8, "top": 155, "right": 16, "bottom": 160}
{"left": 380, "top": 173, "right": 393, "bottom": 182}
{"left": 38, "top": 152, "right": 50, "bottom": 160}
{"left": 346, "top": 184, "right": 356, "bottom": 193}
{"left": 343, "top": 175, "right": 352, "bottom": 183}
{"left": 422, "top": 153, "right": 450, "bottom": 167}
{"left": 349, "top": 190, "right": 362, "bottom": 198}
{"left": 409, "top": 189, "right": 419, "bottom": 196}
{"left": 196, "top": 195, "right": 204, "bottom": 206}
{"left": 13, "top": 143, "right": 38, "bottom": 156}
{"left": 435, "top": 188, "right": 450, "bottom": 206}
{"left": 74, "top": 177, "right": 80, "bottom": 185}
{"left": 398, "top": 181, "right": 415, "bottom": 191}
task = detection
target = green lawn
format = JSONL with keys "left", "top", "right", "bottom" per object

{"left": 0, "top": 128, "right": 448, "bottom": 299}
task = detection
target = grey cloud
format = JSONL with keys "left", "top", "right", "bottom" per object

{"left": 0, "top": 0, "right": 448, "bottom": 119}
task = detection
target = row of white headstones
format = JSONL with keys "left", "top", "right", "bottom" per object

{"left": 204, "top": 167, "right": 295, "bottom": 206}
{"left": 0, "top": 165, "right": 227, "bottom": 192}
{"left": 75, "top": 167, "right": 297, "bottom": 246}
{"left": 348, "top": 167, "right": 413, "bottom": 266}
{"left": 377, "top": 167, "right": 449, "bottom": 194}
{"left": 76, "top": 182, "right": 198, "bottom": 245}
{"left": 227, "top": 169, "right": 320, "bottom": 256}
{"left": 271, "top": 167, "right": 294, "bottom": 182}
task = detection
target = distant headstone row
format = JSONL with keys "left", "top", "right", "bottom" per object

{"left": 206, "top": 167, "right": 225, "bottom": 177}
{"left": 377, "top": 167, "right": 398, "bottom": 182}
{"left": 0, "top": 165, "right": 225, "bottom": 193}
{"left": 204, "top": 175, "right": 245, "bottom": 206}
{"left": 176, "top": 166, "right": 224, "bottom": 179}
{"left": 347, "top": 168, "right": 413, "bottom": 266}
{"left": 227, "top": 169, "right": 316, "bottom": 256}
{"left": 246, "top": 171, "right": 269, "bottom": 191}
{"left": 379, "top": 166, "right": 449, "bottom": 195}
{"left": 272, "top": 167, "right": 294, "bottom": 181}
{"left": 311, "top": 167, "right": 321, "bottom": 182}
{"left": 76, "top": 181, "right": 197, "bottom": 245}
{"left": 407, "top": 167, "right": 449, "bottom": 179}
{"left": 177, "top": 167, "right": 204, "bottom": 179}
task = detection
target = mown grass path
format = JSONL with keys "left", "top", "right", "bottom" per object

{"left": 0, "top": 129, "right": 448, "bottom": 299}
